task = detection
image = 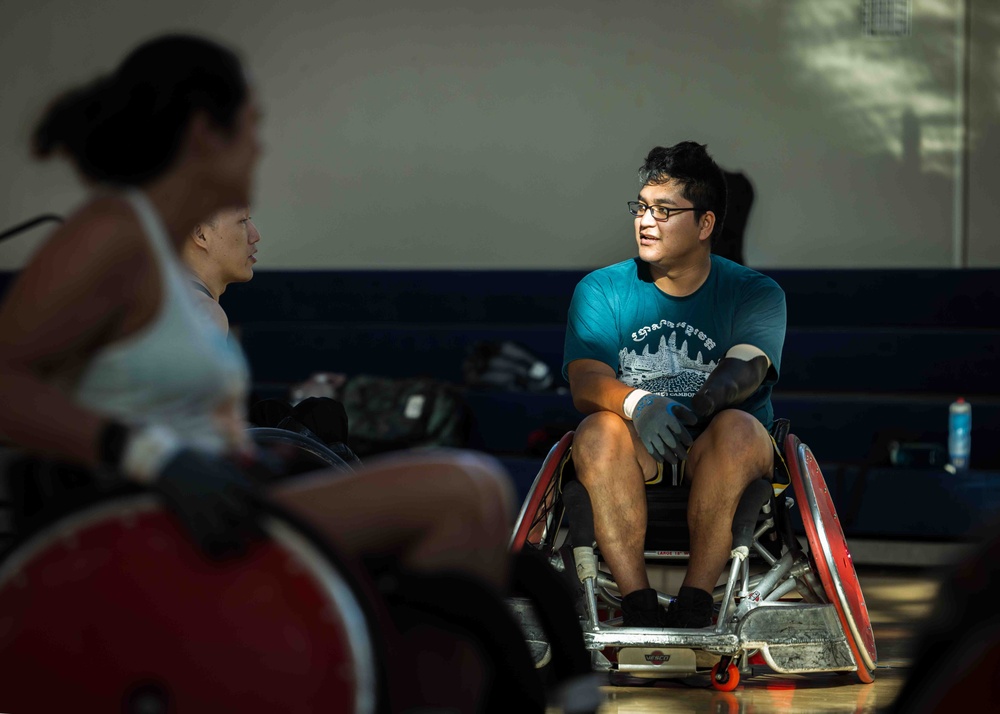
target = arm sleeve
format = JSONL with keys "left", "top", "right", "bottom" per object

{"left": 562, "top": 276, "right": 621, "bottom": 381}
{"left": 731, "top": 275, "right": 786, "bottom": 382}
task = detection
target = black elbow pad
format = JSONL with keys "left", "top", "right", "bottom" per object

{"left": 692, "top": 355, "right": 769, "bottom": 418}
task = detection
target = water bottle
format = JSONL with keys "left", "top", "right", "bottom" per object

{"left": 948, "top": 398, "right": 972, "bottom": 471}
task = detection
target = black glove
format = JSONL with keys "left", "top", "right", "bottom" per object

{"left": 631, "top": 394, "right": 698, "bottom": 465}
{"left": 153, "top": 449, "right": 260, "bottom": 559}
{"left": 691, "top": 355, "right": 769, "bottom": 419}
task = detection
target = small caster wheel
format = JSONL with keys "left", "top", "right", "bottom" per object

{"left": 711, "top": 661, "right": 740, "bottom": 692}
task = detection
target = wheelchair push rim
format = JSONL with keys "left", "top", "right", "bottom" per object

{"left": 510, "top": 431, "right": 573, "bottom": 552}
{"left": 786, "top": 434, "right": 878, "bottom": 682}
{"left": 247, "top": 426, "right": 355, "bottom": 473}
{"left": 0, "top": 493, "right": 382, "bottom": 713}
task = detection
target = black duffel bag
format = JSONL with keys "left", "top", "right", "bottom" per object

{"left": 338, "top": 375, "right": 472, "bottom": 457}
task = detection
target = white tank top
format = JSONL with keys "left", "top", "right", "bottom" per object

{"left": 72, "top": 189, "right": 251, "bottom": 455}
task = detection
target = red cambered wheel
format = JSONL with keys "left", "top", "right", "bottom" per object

{"left": 786, "top": 434, "right": 877, "bottom": 683}
{"left": 510, "top": 431, "right": 573, "bottom": 552}
{"left": 0, "top": 495, "right": 382, "bottom": 713}
{"left": 711, "top": 661, "right": 741, "bottom": 692}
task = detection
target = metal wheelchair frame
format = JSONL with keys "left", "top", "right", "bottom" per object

{"left": 510, "top": 430, "right": 877, "bottom": 690}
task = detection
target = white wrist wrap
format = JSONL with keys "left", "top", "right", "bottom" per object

{"left": 121, "top": 425, "right": 183, "bottom": 484}
{"left": 623, "top": 389, "right": 651, "bottom": 420}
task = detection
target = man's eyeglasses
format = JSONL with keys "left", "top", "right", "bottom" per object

{"left": 627, "top": 201, "right": 703, "bottom": 222}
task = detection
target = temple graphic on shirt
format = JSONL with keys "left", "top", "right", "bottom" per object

{"left": 618, "top": 331, "right": 717, "bottom": 397}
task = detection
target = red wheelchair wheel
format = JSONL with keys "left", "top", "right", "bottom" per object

{"left": 510, "top": 431, "right": 573, "bottom": 552}
{"left": 0, "top": 494, "right": 382, "bottom": 713}
{"left": 786, "top": 434, "right": 878, "bottom": 683}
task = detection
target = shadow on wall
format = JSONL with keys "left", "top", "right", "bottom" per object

{"left": 714, "top": 169, "right": 754, "bottom": 266}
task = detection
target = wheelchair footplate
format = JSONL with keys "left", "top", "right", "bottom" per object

{"left": 584, "top": 624, "right": 734, "bottom": 680}
{"left": 606, "top": 630, "right": 737, "bottom": 691}
{"left": 616, "top": 646, "right": 699, "bottom": 676}
{"left": 606, "top": 606, "right": 854, "bottom": 689}
{"left": 616, "top": 647, "right": 721, "bottom": 679}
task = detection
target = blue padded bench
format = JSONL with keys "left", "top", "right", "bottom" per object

{"left": 2, "top": 267, "right": 998, "bottom": 465}
{"left": 224, "top": 269, "right": 1000, "bottom": 460}
{"left": 2, "top": 267, "right": 999, "bottom": 540}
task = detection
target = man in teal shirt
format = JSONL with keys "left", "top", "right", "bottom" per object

{"left": 563, "top": 141, "right": 786, "bottom": 629}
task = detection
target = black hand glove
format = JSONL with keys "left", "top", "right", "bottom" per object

{"left": 691, "top": 355, "right": 769, "bottom": 419}
{"left": 154, "top": 449, "right": 260, "bottom": 559}
{"left": 631, "top": 394, "right": 698, "bottom": 464}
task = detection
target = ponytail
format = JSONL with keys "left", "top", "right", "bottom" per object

{"left": 30, "top": 34, "right": 247, "bottom": 185}
{"left": 32, "top": 76, "right": 112, "bottom": 161}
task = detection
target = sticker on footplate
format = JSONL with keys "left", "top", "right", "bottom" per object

{"left": 617, "top": 647, "right": 698, "bottom": 675}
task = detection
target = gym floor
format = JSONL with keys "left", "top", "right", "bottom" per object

{"left": 553, "top": 566, "right": 939, "bottom": 713}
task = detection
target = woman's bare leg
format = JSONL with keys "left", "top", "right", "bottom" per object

{"left": 270, "top": 450, "right": 515, "bottom": 589}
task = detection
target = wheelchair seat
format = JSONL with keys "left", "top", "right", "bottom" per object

{"left": 509, "top": 427, "right": 877, "bottom": 691}
{"left": 0, "top": 492, "right": 384, "bottom": 713}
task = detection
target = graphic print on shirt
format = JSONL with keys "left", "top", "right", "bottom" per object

{"left": 619, "top": 323, "right": 718, "bottom": 398}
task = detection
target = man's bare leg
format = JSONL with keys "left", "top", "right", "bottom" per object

{"left": 683, "top": 409, "right": 774, "bottom": 594}
{"left": 572, "top": 410, "right": 657, "bottom": 596}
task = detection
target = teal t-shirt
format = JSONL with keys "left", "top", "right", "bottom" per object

{"left": 563, "top": 255, "right": 786, "bottom": 429}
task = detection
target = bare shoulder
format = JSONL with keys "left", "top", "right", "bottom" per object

{"left": 191, "top": 291, "right": 230, "bottom": 335}
{"left": 8, "top": 195, "right": 152, "bottom": 315}
{"left": 27, "top": 196, "right": 147, "bottom": 278}
{"left": 0, "top": 195, "right": 155, "bottom": 366}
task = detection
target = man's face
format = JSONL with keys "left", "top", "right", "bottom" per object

{"left": 203, "top": 207, "right": 260, "bottom": 284}
{"left": 634, "top": 179, "right": 708, "bottom": 267}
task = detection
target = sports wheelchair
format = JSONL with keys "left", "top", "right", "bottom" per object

{"left": 0, "top": 427, "right": 377, "bottom": 712}
{"left": 508, "top": 424, "right": 878, "bottom": 691}
{"left": 0, "top": 426, "right": 596, "bottom": 712}
{"left": 0, "top": 491, "right": 388, "bottom": 712}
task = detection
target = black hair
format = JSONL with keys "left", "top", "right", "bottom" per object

{"left": 638, "top": 141, "right": 727, "bottom": 240}
{"left": 32, "top": 34, "right": 248, "bottom": 184}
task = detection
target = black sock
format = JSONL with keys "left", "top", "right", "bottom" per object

{"left": 622, "top": 588, "right": 660, "bottom": 613}
{"left": 676, "top": 585, "right": 713, "bottom": 612}
{"left": 621, "top": 587, "right": 669, "bottom": 627}
{"left": 665, "top": 586, "right": 714, "bottom": 628}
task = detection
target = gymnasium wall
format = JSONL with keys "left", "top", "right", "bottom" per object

{"left": 1, "top": 0, "right": 998, "bottom": 270}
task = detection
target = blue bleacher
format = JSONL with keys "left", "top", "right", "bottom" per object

{"left": 223, "top": 268, "right": 1000, "bottom": 539}
{"left": 2, "top": 267, "right": 999, "bottom": 538}
{"left": 224, "top": 268, "right": 1000, "bottom": 454}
